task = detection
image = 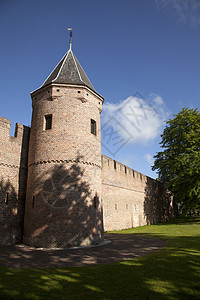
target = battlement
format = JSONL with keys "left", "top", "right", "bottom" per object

{"left": 0, "top": 116, "right": 11, "bottom": 134}
{"left": 101, "top": 154, "right": 147, "bottom": 185}
{"left": 0, "top": 116, "right": 30, "bottom": 141}
{"left": 14, "top": 123, "right": 30, "bottom": 139}
{"left": 0, "top": 41, "right": 173, "bottom": 247}
{"left": 0, "top": 116, "right": 30, "bottom": 245}
{"left": 101, "top": 154, "right": 172, "bottom": 231}
{"left": 0, "top": 116, "right": 30, "bottom": 169}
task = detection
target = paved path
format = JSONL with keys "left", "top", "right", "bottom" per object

{"left": 0, "top": 233, "right": 165, "bottom": 268}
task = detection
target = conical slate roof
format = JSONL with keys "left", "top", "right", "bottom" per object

{"left": 41, "top": 49, "right": 95, "bottom": 92}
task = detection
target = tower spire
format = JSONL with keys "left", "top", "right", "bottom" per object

{"left": 68, "top": 28, "right": 72, "bottom": 51}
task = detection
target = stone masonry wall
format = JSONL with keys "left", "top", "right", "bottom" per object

{"left": 102, "top": 155, "right": 173, "bottom": 231}
{"left": 0, "top": 116, "right": 30, "bottom": 245}
{"left": 0, "top": 109, "right": 172, "bottom": 246}
{"left": 23, "top": 84, "right": 104, "bottom": 247}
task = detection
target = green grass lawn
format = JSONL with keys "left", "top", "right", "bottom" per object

{"left": 0, "top": 217, "right": 199, "bottom": 299}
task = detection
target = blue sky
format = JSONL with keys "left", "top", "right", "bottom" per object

{"left": 0, "top": 0, "right": 200, "bottom": 178}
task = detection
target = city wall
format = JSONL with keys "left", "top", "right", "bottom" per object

{"left": 0, "top": 116, "right": 30, "bottom": 245}
{"left": 102, "top": 155, "right": 173, "bottom": 231}
{"left": 0, "top": 115, "right": 173, "bottom": 245}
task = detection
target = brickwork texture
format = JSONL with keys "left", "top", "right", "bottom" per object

{"left": 0, "top": 47, "right": 173, "bottom": 247}
{"left": 102, "top": 155, "right": 173, "bottom": 231}
{"left": 0, "top": 116, "right": 30, "bottom": 245}
{"left": 23, "top": 84, "right": 104, "bottom": 247}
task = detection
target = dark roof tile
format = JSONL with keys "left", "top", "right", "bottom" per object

{"left": 42, "top": 49, "right": 95, "bottom": 92}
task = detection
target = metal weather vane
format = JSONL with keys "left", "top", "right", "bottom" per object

{"left": 68, "top": 28, "right": 72, "bottom": 50}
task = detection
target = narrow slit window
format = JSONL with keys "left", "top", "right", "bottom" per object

{"left": 5, "top": 192, "right": 9, "bottom": 204}
{"left": 91, "top": 119, "right": 96, "bottom": 135}
{"left": 94, "top": 194, "right": 98, "bottom": 209}
{"left": 114, "top": 160, "right": 116, "bottom": 169}
{"left": 45, "top": 115, "right": 52, "bottom": 130}
{"left": 125, "top": 166, "right": 127, "bottom": 174}
{"left": 32, "top": 196, "right": 35, "bottom": 208}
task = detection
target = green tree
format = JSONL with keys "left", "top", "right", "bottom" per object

{"left": 152, "top": 108, "right": 200, "bottom": 214}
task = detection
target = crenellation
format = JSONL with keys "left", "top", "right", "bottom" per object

{"left": 0, "top": 117, "right": 12, "bottom": 140}
{"left": 0, "top": 116, "right": 11, "bottom": 127}
{"left": 102, "top": 153, "right": 172, "bottom": 231}
{"left": 0, "top": 41, "right": 173, "bottom": 247}
{"left": 0, "top": 116, "right": 30, "bottom": 245}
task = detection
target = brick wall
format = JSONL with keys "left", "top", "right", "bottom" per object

{"left": 0, "top": 90, "right": 173, "bottom": 247}
{"left": 23, "top": 84, "right": 104, "bottom": 247}
{"left": 0, "top": 116, "right": 30, "bottom": 245}
{"left": 102, "top": 155, "right": 173, "bottom": 231}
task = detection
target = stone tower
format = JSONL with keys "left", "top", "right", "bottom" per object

{"left": 23, "top": 38, "right": 104, "bottom": 247}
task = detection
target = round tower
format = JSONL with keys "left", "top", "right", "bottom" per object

{"left": 23, "top": 38, "right": 104, "bottom": 247}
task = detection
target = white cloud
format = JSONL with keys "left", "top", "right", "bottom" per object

{"left": 152, "top": 94, "right": 164, "bottom": 105}
{"left": 144, "top": 153, "right": 154, "bottom": 166}
{"left": 155, "top": 0, "right": 200, "bottom": 27}
{"left": 102, "top": 94, "right": 169, "bottom": 146}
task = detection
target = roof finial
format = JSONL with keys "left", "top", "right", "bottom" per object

{"left": 68, "top": 28, "right": 72, "bottom": 50}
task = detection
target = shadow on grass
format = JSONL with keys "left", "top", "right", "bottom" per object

{"left": 0, "top": 218, "right": 199, "bottom": 299}
{"left": 167, "top": 216, "right": 200, "bottom": 224}
{"left": 0, "top": 234, "right": 165, "bottom": 268}
{"left": 0, "top": 236, "right": 199, "bottom": 299}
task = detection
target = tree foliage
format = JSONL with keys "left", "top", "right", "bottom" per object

{"left": 152, "top": 108, "right": 200, "bottom": 213}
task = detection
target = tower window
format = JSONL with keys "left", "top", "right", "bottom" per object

{"left": 45, "top": 115, "right": 52, "bottom": 130}
{"left": 93, "top": 194, "right": 98, "bottom": 209}
{"left": 5, "top": 192, "right": 9, "bottom": 204}
{"left": 91, "top": 119, "right": 96, "bottom": 135}
{"left": 114, "top": 160, "right": 116, "bottom": 169}
{"left": 32, "top": 196, "right": 35, "bottom": 208}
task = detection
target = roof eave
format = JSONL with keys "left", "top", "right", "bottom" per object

{"left": 30, "top": 82, "right": 104, "bottom": 102}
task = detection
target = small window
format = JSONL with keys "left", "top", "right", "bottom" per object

{"left": 125, "top": 166, "right": 127, "bottom": 174}
{"left": 5, "top": 192, "right": 9, "bottom": 204}
{"left": 45, "top": 115, "right": 52, "bottom": 130}
{"left": 94, "top": 194, "right": 98, "bottom": 209}
{"left": 133, "top": 170, "right": 135, "bottom": 177}
{"left": 32, "top": 196, "right": 35, "bottom": 208}
{"left": 115, "top": 204, "right": 117, "bottom": 210}
{"left": 91, "top": 119, "right": 96, "bottom": 135}
{"left": 114, "top": 160, "right": 116, "bottom": 169}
